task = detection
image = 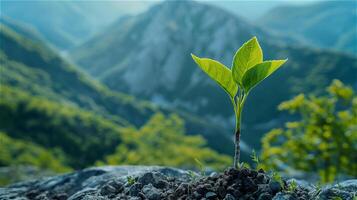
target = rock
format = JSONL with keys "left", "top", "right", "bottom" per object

{"left": 316, "top": 179, "right": 357, "bottom": 200}
{"left": 223, "top": 193, "right": 235, "bottom": 200}
{"left": 129, "top": 183, "right": 142, "bottom": 196}
{"left": 100, "top": 184, "right": 117, "bottom": 195}
{"left": 0, "top": 166, "right": 189, "bottom": 200}
{"left": 142, "top": 184, "right": 161, "bottom": 200}
{"left": 272, "top": 193, "right": 294, "bottom": 200}
{"left": 174, "top": 182, "right": 189, "bottom": 196}
{"left": 138, "top": 172, "right": 156, "bottom": 185}
{"left": 258, "top": 192, "right": 273, "bottom": 200}
{"left": 269, "top": 181, "right": 282, "bottom": 194}
{"left": 205, "top": 191, "right": 217, "bottom": 199}
{"left": 0, "top": 165, "right": 355, "bottom": 200}
{"left": 256, "top": 173, "right": 268, "bottom": 184}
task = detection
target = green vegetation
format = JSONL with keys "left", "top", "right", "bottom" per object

{"left": 0, "top": 132, "right": 70, "bottom": 172}
{"left": 99, "top": 113, "right": 230, "bottom": 170}
{"left": 261, "top": 80, "right": 357, "bottom": 183}
{"left": 192, "top": 37, "right": 287, "bottom": 168}
{"left": 0, "top": 86, "right": 129, "bottom": 168}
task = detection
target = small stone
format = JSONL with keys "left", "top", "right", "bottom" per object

{"left": 217, "top": 185, "right": 226, "bottom": 197}
{"left": 243, "top": 178, "right": 258, "bottom": 192}
{"left": 257, "top": 184, "right": 272, "bottom": 194}
{"left": 250, "top": 170, "right": 258, "bottom": 178}
{"left": 109, "top": 180, "right": 124, "bottom": 191}
{"left": 142, "top": 184, "right": 161, "bottom": 200}
{"left": 258, "top": 193, "right": 272, "bottom": 200}
{"left": 193, "top": 191, "right": 201, "bottom": 198}
{"left": 240, "top": 168, "right": 250, "bottom": 177}
{"left": 232, "top": 190, "right": 242, "bottom": 198}
{"left": 129, "top": 183, "right": 143, "bottom": 196}
{"left": 54, "top": 193, "right": 68, "bottom": 200}
{"left": 223, "top": 194, "right": 235, "bottom": 200}
{"left": 256, "top": 173, "right": 268, "bottom": 184}
{"left": 196, "top": 184, "right": 207, "bottom": 194}
{"left": 205, "top": 191, "right": 217, "bottom": 199}
{"left": 129, "top": 197, "right": 141, "bottom": 200}
{"left": 226, "top": 167, "right": 239, "bottom": 177}
{"left": 204, "top": 183, "right": 213, "bottom": 190}
{"left": 100, "top": 184, "right": 117, "bottom": 195}
{"left": 269, "top": 181, "right": 282, "bottom": 194}
{"left": 174, "top": 183, "right": 189, "bottom": 196}
{"left": 155, "top": 179, "right": 168, "bottom": 189}
{"left": 138, "top": 172, "right": 155, "bottom": 185}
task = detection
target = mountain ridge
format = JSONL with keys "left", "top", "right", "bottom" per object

{"left": 257, "top": 1, "right": 357, "bottom": 55}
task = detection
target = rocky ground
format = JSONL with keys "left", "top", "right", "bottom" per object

{"left": 0, "top": 166, "right": 355, "bottom": 200}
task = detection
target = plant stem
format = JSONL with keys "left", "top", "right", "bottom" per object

{"left": 231, "top": 91, "right": 249, "bottom": 168}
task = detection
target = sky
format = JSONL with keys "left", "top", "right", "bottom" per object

{"left": 106, "top": 0, "right": 328, "bottom": 20}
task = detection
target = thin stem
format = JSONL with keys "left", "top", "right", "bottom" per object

{"left": 232, "top": 90, "right": 250, "bottom": 168}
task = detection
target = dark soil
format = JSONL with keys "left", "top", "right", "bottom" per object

{"left": 99, "top": 167, "right": 310, "bottom": 200}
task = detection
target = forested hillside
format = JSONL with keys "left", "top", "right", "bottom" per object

{"left": 0, "top": 23, "right": 234, "bottom": 176}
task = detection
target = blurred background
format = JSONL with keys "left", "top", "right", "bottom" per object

{"left": 0, "top": 0, "right": 356, "bottom": 185}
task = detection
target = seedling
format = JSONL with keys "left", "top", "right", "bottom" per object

{"left": 287, "top": 180, "right": 298, "bottom": 193}
{"left": 126, "top": 176, "right": 136, "bottom": 186}
{"left": 191, "top": 37, "right": 287, "bottom": 168}
{"left": 251, "top": 150, "right": 259, "bottom": 164}
{"left": 271, "top": 171, "right": 284, "bottom": 188}
{"left": 194, "top": 158, "right": 205, "bottom": 176}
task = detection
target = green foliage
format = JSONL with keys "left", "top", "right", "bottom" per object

{"left": 194, "top": 158, "right": 206, "bottom": 176}
{"left": 0, "top": 85, "right": 128, "bottom": 168}
{"left": 232, "top": 37, "right": 263, "bottom": 86}
{"left": 191, "top": 54, "right": 238, "bottom": 98}
{"left": 250, "top": 149, "right": 263, "bottom": 170}
{"left": 98, "top": 113, "right": 231, "bottom": 170}
{"left": 261, "top": 80, "right": 357, "bottom": 183}
{"left": 0, "top": 132, "right": 71, "bottom": 172}
{"left": 192, "top": 37, "right": 287, "bottom": 167}
{"left": 271, "top": 171, "right": 284, "bottom": 188}
{"left": 286, "top": 180, "right": 298, "bottom": 193}
{"left": 127, "top": 176, "right": 136, "bottom": 186}
{"left": 242, "top": 60, "right": 287, "bottom": 92}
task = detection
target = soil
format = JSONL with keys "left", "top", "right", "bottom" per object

{"left": 2, "top": 166, "right": 354, "bottom": 200}
{"left": 100, "top": 167, "right": 310, "bottom": 200}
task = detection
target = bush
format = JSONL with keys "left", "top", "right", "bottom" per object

{"left": 0, "top": 132, "right": 71, "bottom": 172}
{"left": 98, "top": 113, "right": 231, "bottom": 170}
{"left": 261, "top": 80, "right": 357, "bottom": 183}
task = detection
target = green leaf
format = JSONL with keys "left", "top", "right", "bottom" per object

{"left": 242, "top": 59, "right": 287, "bottom": 92}
{"left": 191, "top": 54, "right": 238, "bottom": 98}
{"left": 232, "top": 37, "right": 263, "bottom": 85}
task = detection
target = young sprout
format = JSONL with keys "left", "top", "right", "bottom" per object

{"left": 191, "top": 37, "right": 287, "bottom": 168}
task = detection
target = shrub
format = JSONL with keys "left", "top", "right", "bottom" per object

{"left": 261, "top": 80, "right": 357, "bottom": 182}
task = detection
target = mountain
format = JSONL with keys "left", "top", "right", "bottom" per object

{"left": 0, "top": 1, "right": 156, "bottom": 50}
{"left": 0, "top": 22, "right": 237, "bottom": 163}
{"left": 257, "top": 1, "right": 357, "bottom": 55}
{"left": 71, "top": 0, "right": 357, "bottom": 148}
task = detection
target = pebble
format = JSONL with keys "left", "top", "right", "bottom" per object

{"left": 205, "top": 191, "right": 217, "bottom": 199}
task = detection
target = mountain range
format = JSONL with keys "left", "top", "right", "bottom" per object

{"left": 258, "top": 1, "right": 357, "bottom": 55}
{"left": 71, "top": 0, "right": 357, "bottom": 148}
{"left": 0, "top": 1, "right": 155, "bottom": 50}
